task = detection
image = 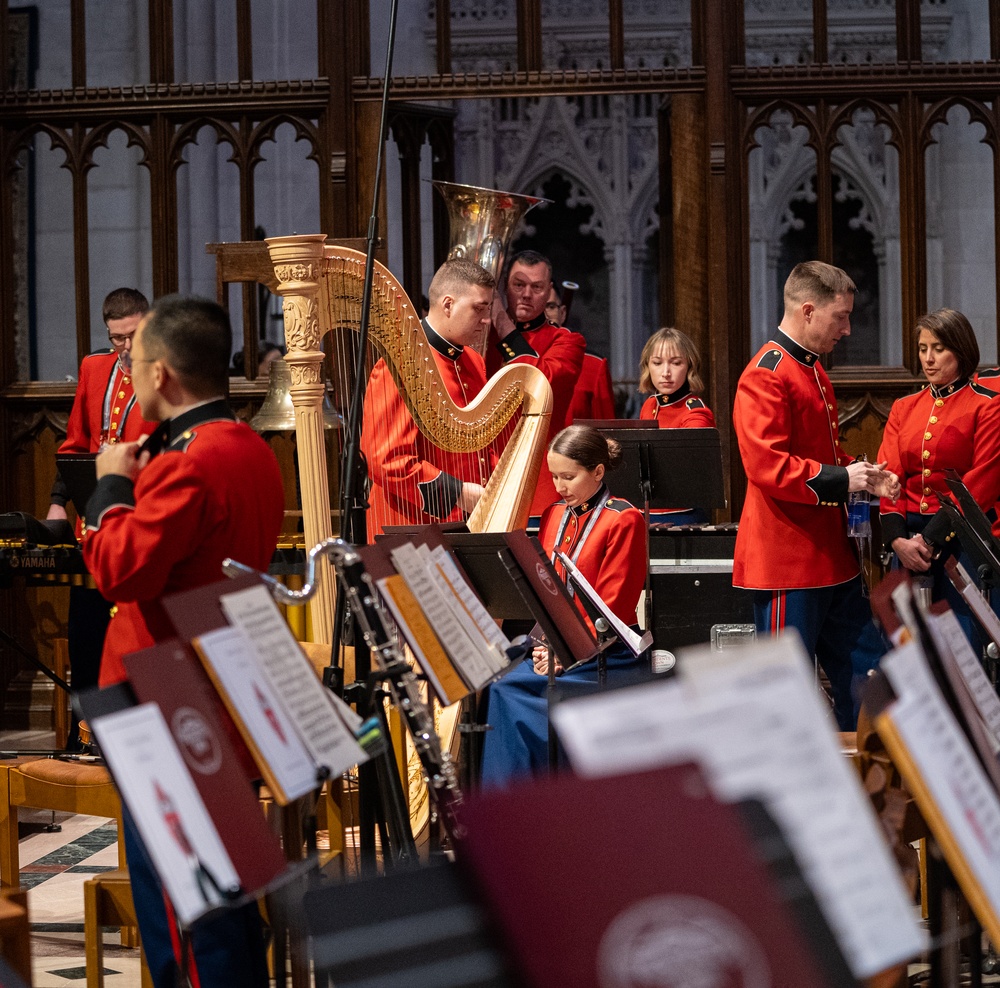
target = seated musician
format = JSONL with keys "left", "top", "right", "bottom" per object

{"left": 47, "top": 287, "right": 159, "bottom": 748}
{"left": 480, "top": 425, "right": 648, "bottom": 787}
{"left": 360, "top": 260, "right": 496, "bottom": 538}
{"left": 638, "top": 326, "right": 716, "bottom": 526}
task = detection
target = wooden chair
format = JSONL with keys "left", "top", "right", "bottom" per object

{"left": 0, "top": 888, "right": 31, "bottom": 985}
{"left": 83, "top": 869, "right": 152, "bottom": 988}
{"left": 0, "top": 757, "right": 134, "bottom": 947}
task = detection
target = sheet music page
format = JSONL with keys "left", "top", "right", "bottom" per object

{"left": 93, "top": 702, "right": 240, "bottom": 927}
{"left": 195, "top": 625, "right": 321, "bottom": 802}
{"left": 555, "top": 551, "right": 652, "bottom": 656}
{"left": 948, "top": 559, "right": 1000, "bottom": 650}
{"left": 376, "top": 573, "right": 470, "bottom": 704}
{"left": 389, "top": 543, "right": 496, "bottom": 688}
{"left": 882, "top": 642, "right": 1000, "bottom": 924}
{"left": 414, "top": 543, "right": 505, "bottom": 675}
{"left": 428, "top": 544, "right": 510, "bottom": 670}
{"left": 552, "top": 635, "right": 924, "bottom": 979}
{"left": 926, "top": 608, "right": 1000, "bottom": 749}
{"left": 220, "top": 585, "right": 366, "bottom": 777}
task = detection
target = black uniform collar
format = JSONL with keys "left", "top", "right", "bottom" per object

{"left": 423, "top": 318, "right": 463, "bottom": 362}
{"left": 143, "top": 398, "right": 235, "bottom": 457}
{"left": 929, "top": 377, "right": 968, "bottom": 399}
{"left": 773, "top": 329, "right": 819, "bottom": 367}
{"left": 568, "top": 482, "right": 609, "bottom": 518}
{"left": 655, "top": 380, "right": 691, "bottom": 406}
{"left": 515, "top": 312, "right": 548, "bottom": 334}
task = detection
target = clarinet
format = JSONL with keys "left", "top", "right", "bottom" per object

{"left": 224, "top": 538, "right": 464, "bottom": 837}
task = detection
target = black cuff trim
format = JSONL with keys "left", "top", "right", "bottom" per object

{"left": 806, "top": 464, "right": 848, "bottom": 504}
{"left": 496, "top": 330, "right": 538, "bottom": 363}
{"left": 417, "top": 472, "right": 463, "bottom": 519}
{"left": 879, "top": 512, "right": 907, "bottom": 552}
{"left": 922, "top": 510, "right": 954, "bottom": 549}
{"left": 83, "top": 475, "right": 135, "bottom": 533}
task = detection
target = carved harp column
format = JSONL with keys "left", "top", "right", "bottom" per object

{"left": 266, "top": 234, "right": 336, "bottom": 644}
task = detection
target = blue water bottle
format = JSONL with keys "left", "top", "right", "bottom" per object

{"left": 847, "top": 455, "right": 872, "bottom": 539}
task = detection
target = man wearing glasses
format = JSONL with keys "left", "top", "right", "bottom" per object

{"left": 47, "top": 287, "right": 158, "bottom": 747}
{"left": 489, "top": 250, "right": 586, "bottom": 514}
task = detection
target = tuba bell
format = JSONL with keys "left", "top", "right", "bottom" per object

{"left": 432, "top": 180, "right": 550, "bottom": 354}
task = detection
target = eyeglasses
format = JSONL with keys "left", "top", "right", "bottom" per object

{"left": 108, "top": 334, "right": 135, "bottom": 347}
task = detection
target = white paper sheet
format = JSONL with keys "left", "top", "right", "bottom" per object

{"left": 390, "top": 542, "right": 496, "bottom": 688}
{"left": 93, "top": 703, "right": 240, "bottom": 927}
{"left": 882, "top": 642, "right": 1000, "bottom": 928}
{"left": 926, "top": 608, "right": 1000, "bottom": 750}
{"left": 429, "top": 544, "right": 510, "bottom": 672}
{"left": 552, "top": 634, "right": 925, "bottom": 979}
{"left": 220, "top": 584, "right": 367, "bottom": 777}
{"left": 196, "top": 624, "right": 320, "bottom": 802}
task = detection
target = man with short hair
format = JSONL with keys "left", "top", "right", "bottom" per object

{"left": 47, "top": 288, "right": 159, "bottom": 747}
{"left": 733, "top": 261, "right": 899, "bottom": 730}
{"left": 361, "top": 259, "right": 497, "bottom": 537}
{"left": 82, "top": 295, "right": 282, "bottom": 988}
{"left": 488, "top": 250, "right": 586, "bottom": 513}
{"left": 49, "top": 287, "right": 158, "bottom": 519}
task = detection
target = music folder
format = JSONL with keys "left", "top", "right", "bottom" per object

{"left": 456, "top": 762, "right": 859, "bottom": 988}
{"left": 76, "top": 684, "right": 260, "bottom": 927}
{"left": 122, "top": 639, "right": 288, "bottom": 892}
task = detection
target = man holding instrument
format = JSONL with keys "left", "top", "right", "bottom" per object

{"left": 488, "top": 250, "right": 586, "bottom": 515}
{"left": 361, "top": 259, "right": 497, "bottom": 538}
{"left": 733, "top": 261, "right": 900, "bottom": 730}
{"left": 82, "top": 295, "right": 281, "bottom": 988}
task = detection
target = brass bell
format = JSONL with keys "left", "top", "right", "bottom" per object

{"left": 250, "top": 358, "right": 341, "bottom": 432}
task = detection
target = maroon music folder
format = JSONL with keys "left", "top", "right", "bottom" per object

{"left": 456, "top": 763, "right": 857, "bottom": 988}
{"left": 123, "top": 639, "right": 287, "bottom": 894}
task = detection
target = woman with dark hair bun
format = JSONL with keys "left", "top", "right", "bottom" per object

{"left": 879, "top": 308, "right": 1000, "bottom": 651}
{"left": 481, "top": 424, "right": 649, "bottom": 786}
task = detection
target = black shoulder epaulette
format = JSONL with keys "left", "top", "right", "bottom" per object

{"left": 978, "top": 368, "right": 1000, "bottom": 380}
{"left": 685, "top": 396, "right": 706, "bottom": 410}
{"left": 972, "top": 382, "right": 998, "bottom": 399}
{"left": 756, "top": 348, "right": 783, "bottom": 371}
{"left": 603, "top": 497, "right": 631, "bottom": 513}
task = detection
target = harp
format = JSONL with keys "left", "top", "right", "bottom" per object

{"left": 265, "top": 234, "right": 552, "bottom": 641}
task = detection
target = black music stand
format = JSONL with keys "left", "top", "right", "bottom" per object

{"left": 576, "top": 426, "right": 726, "bottom": 662}
{"left": 940, "top": 470, "right": 1000, "bottom": 590}
{"left": 441, "top": 531, "right": 609, "bottom": 770}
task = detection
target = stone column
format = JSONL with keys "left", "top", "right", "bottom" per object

{"left": 266, "top": 234, "right": 335, "bottom": 644}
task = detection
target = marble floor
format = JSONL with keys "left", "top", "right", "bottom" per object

{"left": 2, "top": 729, "right": 143, "bottom": 987}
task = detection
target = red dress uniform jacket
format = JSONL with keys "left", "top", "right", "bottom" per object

{"left": 569, "top": 350, "right": 616, "bottom": 421}
{"left": 82, "top": 401, "right": 284, "bottom": 687}
{"left": 877, "top": 379, "right": 1000, "bottom": 549}
{"left": 361, "top": 320, "right": 493, "bottom": 539}
{"left": 639, "top": 383, "right": 716, "bottom": 428}
{"left": 537, "top": 485, "right": 647, "bottom": 626}
{"left": 489, "top": 314, "right": 587, "bottom": 514}
{"left": 60, "top": 351, "right": 157, "bottom": 453}
{"left": 52, "top": 352, "right": 158, "bottom": 520}
{"left": 971, "top": 369, "right": 1000, "bottom": 537}
{"left": 733, "top": 331, "right": 858, "bottom": 590}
